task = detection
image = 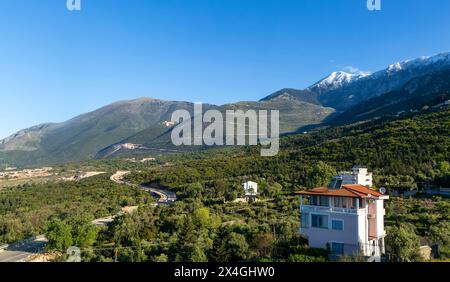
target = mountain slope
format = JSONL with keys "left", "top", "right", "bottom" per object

{"left": 2, "top": 52, "right": 450, "bottom": 167}
{"left": 221, "top": 100, "right": 334, "bottom": 133}
{"left": 328, "top": 69, "right": 450, "bottom": 125}
{"left": 0, "top": 98, "right": 210, "bottom": 166}
{"left": 260, "top": 88, "right": 320, "bottom": 105}
{"left": 0, "top": 97, "right": 334, "bottom": 166}
{"left": 262, "top": 52, "right": 450, "bottom": 110}
{"left": 307, "top": 71, "right": 370, "bottom": 95}
{"left": 318, "top": 52, "right": 450, "bottom": 110}
{"left": 95, "top": 99, "right": 335, "bottom": 159}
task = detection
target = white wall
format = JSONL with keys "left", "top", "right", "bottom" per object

{"left": 375, "top": 200, "right": 385, "bottom": 237}
{"left": 339, "top": 168, "right": 373, "bottom": 187}
{"left": 243, "top": 181, "right": 258, "bottom": 196}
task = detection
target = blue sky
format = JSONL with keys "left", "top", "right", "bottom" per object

{"left": 1, "top": 0, "right": 450, "bottom": 138}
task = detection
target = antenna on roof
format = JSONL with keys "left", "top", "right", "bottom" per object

{"left": 379, "top": 187, "right": 387, "bottom": 195}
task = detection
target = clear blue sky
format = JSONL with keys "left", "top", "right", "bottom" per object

{"left": 1, "top": 0, "right": 450, "bottom": 139}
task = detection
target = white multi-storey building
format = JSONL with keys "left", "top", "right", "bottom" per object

{"left": 297, "top": 184, "right": 389, "bottom": 258}
{"left": 332, "top": 166, "right": 373, "bottom": 188}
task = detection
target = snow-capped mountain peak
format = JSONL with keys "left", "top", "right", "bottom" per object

{"left": 262, "top": 51, "right": 450, "bottom": 110}
{"left": 387, "top": 62, "right": 402, "bottom": 73}
{"left": 308, "top": 71, "right": 369, "bottom": 92}
{"left": 385, "top": 52, "right": 450, "bottom": 75}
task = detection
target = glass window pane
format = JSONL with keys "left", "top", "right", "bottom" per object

{"left": 320, "top": 196, "right": 329, "bottom": 207}
{"left": 334, "top": 197, "right": 344, "bottom": 208}
{"left": 331, "top": 243, "right": 344, "bottom": 254}
{"left": 301, "top": 213, "right": 310, "bottom": 228}
{"left": 311, "top": 196, "right": 318, "bottom": 206}
{"left": 311, "top": 214, "right": 328, "bottom": 229}
{"left": 332, "top": 220, "right": 343, "bottom": 230}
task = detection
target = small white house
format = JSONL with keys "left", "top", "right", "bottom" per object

{"left": 243, "top": 181, "right": 258, "bottom": 197}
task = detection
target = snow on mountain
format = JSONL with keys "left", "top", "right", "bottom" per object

{"left": 308, "top": 71, "right": 370, "bottom": 93}
{"left": 317, "top": 51, "right": 450, "bottom": 110}
{"left": 311, "top": 52, "right": 450, "bottom": 94}
{"left": 263, "top": 52, "right": 450, "bottom": 107}
{"left": 387, "top": 62, "right": 402, "bottom": 73}
{"left": 381, "top": 52, "right": 450, "bottom": 76}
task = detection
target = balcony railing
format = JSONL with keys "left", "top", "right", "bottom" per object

{"left": 301, "top": 204, "right": 365, "bottom": 215}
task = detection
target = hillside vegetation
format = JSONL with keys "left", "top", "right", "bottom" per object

{"left": 0, "top": 175, "right": 152, "bottom": 244}
{"left": 127, "top": 108, "right": 450, "bottom": 193}
{"left": 1, "top": 108, "right": 449, "bottom": 262}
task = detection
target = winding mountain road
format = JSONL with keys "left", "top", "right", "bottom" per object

{"left": 110, "top": 171, "right": 177, "bottom": 204}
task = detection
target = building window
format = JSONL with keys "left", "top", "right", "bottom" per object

{"left": 330, "top": 242, "right": 345, "bottom": 255}
{"left": 311, "top": 214, "right": 328, "bottom": 229}
{"left": 310, "top": 196, "right": 330, "bottom": 206}
{"left": 319, "top": 196, "right": 330, "bottom": 207}
{"left": 352, "top": 198, "right": 363, "bottom": 209}
{"left": 333, "top": 197, "right": 346, "bottom": 208}
{"left": 331, "top": 219, "right": 344, "bottom": 231}
{"left": 301, "top": 213, "right": 310, "bottom": 228}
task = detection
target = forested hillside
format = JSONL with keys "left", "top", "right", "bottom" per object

{"left": 0, "top": 176, "right": 152, "bottom": 244}
{"left": 127, "top": 108, "right": 450, "bottom": 193}
{"left": 84, "top": 107, "right": 449, "bottom": 262}
{"left": 1, "top": 108, "right": 449, "bottom": 262}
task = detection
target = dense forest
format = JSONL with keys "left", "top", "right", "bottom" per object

{"left": 126, "top": 108, "right": 450, "bottom": 193}
{"left": 0, "top": 108, "right": 449, "bottom": 262}
{"left": 0, "top": 175, "right": 152, "bottom": 244}
{"left": 89, "top": 108, "right": 449, "bottom": 262}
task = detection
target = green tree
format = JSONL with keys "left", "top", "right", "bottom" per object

{"left": 186, "top": 182, "right": 203, "bottom": 198}
{"left": 192, "top": 207, "right": 211, "bottom": 227}
{"left": 45, "top": 219, "right": 73, "bottom": 252}
{"left": 174, "top": 216, "right": 198, "bottom": 262}
{"left": 306, "top": 162, "right": 336, "bottom": 187}
{"left": 427, "top": 222, "right": 450, "bottom": 248}
{"left": 210, "top": 228, "right": 231, "bottom": 262}
{"left": 70, "top": 217, "right": 98, "bottom": 248}
{"left": 153, "top": 253, "right": 168, "bottom": 262}
{"left": 227, "top": 232, "right": 250, "bottom": 261}
{"left": 386, "top": 223, "right": 421, "bottom": 262}
{"left": 252, "top": 233, "right": 275, "bottom": 258}
{"left": 189, "top": 244, "right": 208, "bottom": 262}
{"left": 225, "top": 191, "right": 238, "bottom": 202}
{"left": 287, "top": 254, "right": 326, "bottom": 262}
{"left": 266, "top": 183, "right": 283, "bottom": 198}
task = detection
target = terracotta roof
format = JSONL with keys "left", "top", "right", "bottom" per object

{"left": 296, "top": 184, "right": 384, "bottom": 199}
{"left": 342, "top": 184, "right": 384, "bottom": 197}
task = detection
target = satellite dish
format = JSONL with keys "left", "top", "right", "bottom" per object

{"left": 380, "top": 187, "right": 387, "bottom": 195}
